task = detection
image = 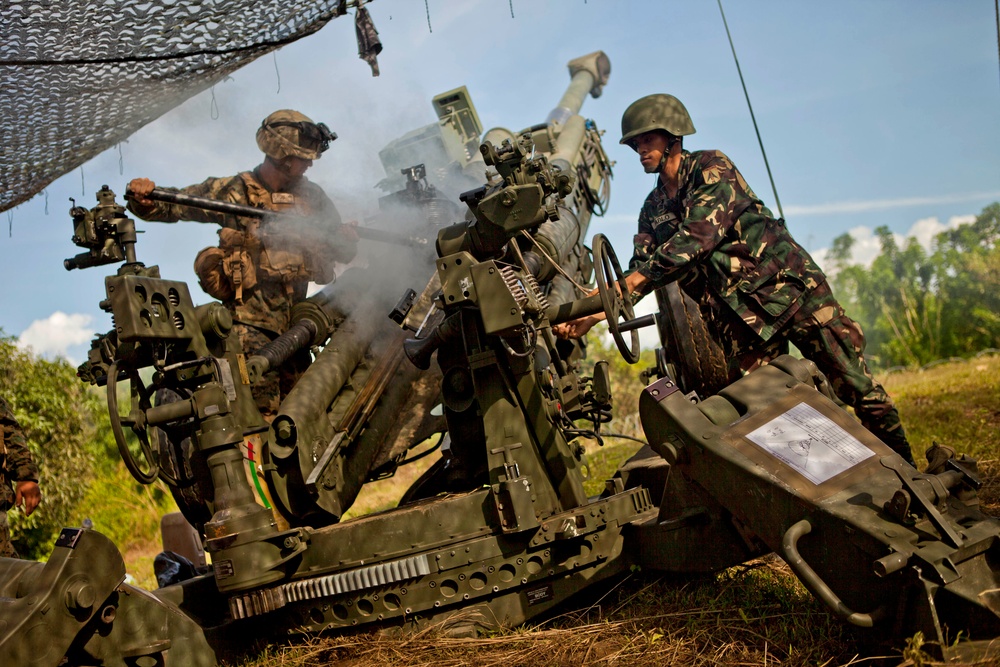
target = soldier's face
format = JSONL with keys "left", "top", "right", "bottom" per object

{"left": 633, "top": 131, "right": 670, "bottom": 174}
{"left": 281, "top": 156, "right": 314, "bottom": 180}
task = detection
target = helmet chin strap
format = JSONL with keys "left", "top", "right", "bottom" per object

{"left": 656, "top": 135, "right": 679, "bottom": 174}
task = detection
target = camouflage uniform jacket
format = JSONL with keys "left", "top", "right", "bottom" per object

{"left": 630, "top": 150, "right": 827, "bottom": 342}
{"left": 0, "top": 396, "right": 39, "bottom": 512}
{"left": 128, "top": 168, "right": 357, "bottom": 334}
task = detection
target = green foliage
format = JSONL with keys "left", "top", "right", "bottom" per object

{"left": 0, "top": 333, "right": 120, "bottom": 557}
{"left": 1, "top": 331, "right": 175, "bottom": 567}
{"left": 579, "top": 327, "right": 657, "bottom": 431}
{"left": 830, "top": 203, "right": 1000, "bottom": 369}
{"left": 72, "top": 465, "right": 172, "bottom": 552}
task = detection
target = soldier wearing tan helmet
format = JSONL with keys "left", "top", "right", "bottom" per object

{"left": 555, "top": 94, "right": 915, "bottom": 465}
{"left": 127, "top": 109, "right": 358, "bottom": 420}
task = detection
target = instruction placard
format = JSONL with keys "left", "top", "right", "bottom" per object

{"left": 745, "top": 402, "right": 875, "bottom": 485}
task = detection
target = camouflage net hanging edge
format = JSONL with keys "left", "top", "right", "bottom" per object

{"left": 0, "top": 0, "right": 371, "bottom": 213}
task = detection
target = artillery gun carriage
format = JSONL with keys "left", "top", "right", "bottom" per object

{"left": 3, "top": 50, "right": 1000, "bottom": 666}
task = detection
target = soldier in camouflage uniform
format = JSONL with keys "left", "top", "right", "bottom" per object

{"left": 1, "top": 395, "right": 41, "bottom": 558}
{"left": 127, "top": 110, "right": 358, "bottom": 420}
{"left": 555, "top": 94, "right": 914, "bottom": 465}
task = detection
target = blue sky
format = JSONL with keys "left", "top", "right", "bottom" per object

{"left": 3, "top": 0, "right": 999, "bottom": 361}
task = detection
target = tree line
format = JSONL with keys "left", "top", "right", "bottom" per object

{"left": 827, "top": 202, "right": 1000, "bottom": 370}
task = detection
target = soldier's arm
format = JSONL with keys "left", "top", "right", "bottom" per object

{"left": 627, "top": 201, "right": 661, "bottom": 299}
{"left": 636, "top": 153, "right": 741, "bottom": 288}
{"left": 126, "top": 175, "right": 244, "bottom": 226}
{"left": 1, "top": 397, "right": 40, "bottom": 511}
{"left": 309, "top": 188, "right": 358, "bottom": 269}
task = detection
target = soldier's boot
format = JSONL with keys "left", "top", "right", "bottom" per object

{"left": 924, "top": 442, "right": 957, "bottom": 475}
{"left": 873, "top": 422, "right": 917, "bottom": 467}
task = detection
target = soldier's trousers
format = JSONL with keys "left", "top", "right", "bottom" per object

{"left": 0, "top": 512, "right": 19, "bottom": 559}
{"left": 234, "top": 322, "right": 312, "bottom": 422}
{"left": 714, "top": 282, "right": 915, "bottom": 465}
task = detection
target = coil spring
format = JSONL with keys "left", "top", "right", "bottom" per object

{"left": 498, "top": 265, "right": 529, "bottom": 310}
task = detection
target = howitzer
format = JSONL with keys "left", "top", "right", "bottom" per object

{"left": 7, "top": 47, "right": 1000, "bottom": 666}
{"left": 0, "top": 51, "right": 634, "bottom": 666}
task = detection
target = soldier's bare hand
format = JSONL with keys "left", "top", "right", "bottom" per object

{"left": 14, "top": 481, "right": 41, "bottom": 517}
{"left": 553, "top": 315, "right": 600, "bottom": 339}
{"left": 339, "top": 220, "right": 359, "bottom": 242}
{"left": 126, "top": 178, "right": 156, "bottom": 206}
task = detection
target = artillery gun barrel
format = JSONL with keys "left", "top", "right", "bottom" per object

{"left": 545, "top": 51, "right": 611, "bottom": 126}
{"left": 546, "top": 52, "right": 610, "bottom": 176}
{"left": 139, "top": 188, "right": 428, "bottom": 248}
{"left": 270, "top": 314, "right": 373, "bottom": 450}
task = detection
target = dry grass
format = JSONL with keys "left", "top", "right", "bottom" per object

{"left": 233, "top": 557, "right": 866, "bottom": 667}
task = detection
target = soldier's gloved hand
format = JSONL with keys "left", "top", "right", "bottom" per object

{"left": 126, "top": 177, "right": 156, "bottom": 207}
{"left": 14, "top": 481, "right": 41, "bottom": 517}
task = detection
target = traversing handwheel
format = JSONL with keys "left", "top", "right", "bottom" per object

{"left": 107, "top": 361, "right": 160, "bottom": 484}
{"left": 592, "top": 233, "right": 640, "bottom": 363}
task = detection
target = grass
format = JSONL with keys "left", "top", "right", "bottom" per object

{"left": 117, "top": 353, "right": 1000, "bottom": 666}
{"left": 230, "top": 559, "right": 861, "bottom": 667}
{"left": 883, "top": 352, "right": 1000, "bottom": 465}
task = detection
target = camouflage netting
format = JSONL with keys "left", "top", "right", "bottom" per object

{"left": 0, "top": 0, "right": 377, "bottom": 213}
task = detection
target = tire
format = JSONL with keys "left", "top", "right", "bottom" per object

{"left": 653, "top": 283, "right": 738, "bottom": 397}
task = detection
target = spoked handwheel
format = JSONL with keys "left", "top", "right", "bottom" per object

{"left": 592, "top": 233, "right": 640, "bottom": 364}
{"left": 107, "top": 361, "right": 160, "bottom": 484}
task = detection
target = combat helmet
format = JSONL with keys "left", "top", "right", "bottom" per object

{"left": 256, "top": 109, "right": 337, "bottom": 161}
{"left": 620, "top": 94, "right": 696, "bottom": 146}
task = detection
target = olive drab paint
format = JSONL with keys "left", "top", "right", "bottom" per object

{"left": 3, "top": 52, "right": 1000, "bottom": 666}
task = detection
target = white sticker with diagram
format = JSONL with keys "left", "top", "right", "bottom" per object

{"left": 746, "top": 402, "right": 876, "bottom": 484}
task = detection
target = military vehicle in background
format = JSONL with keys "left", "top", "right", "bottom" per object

{"left": 3, "top": 50, "right": 1000, "bottom": 666}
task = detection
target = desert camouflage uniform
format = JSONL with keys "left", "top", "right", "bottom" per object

{"left": 630, "top": 150, "right": 913, "bottom": 463}
{"left": 128, "top": 168, "right": 357, "bottom": 417}
{"left": 1, "top": 396, "right": 39, "bottom": 558}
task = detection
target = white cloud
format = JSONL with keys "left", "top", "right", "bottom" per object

{"left": 784, "top": 192, "right": 1000, "bottom": 217}
{"left": 17, "top": 312, "right": 95, "bottom": 362}
{"left": 909, "top": 214, "right": 975, "bottom": 250}
{"left": 813, "top": 214, "right": 978, "bottom": 273}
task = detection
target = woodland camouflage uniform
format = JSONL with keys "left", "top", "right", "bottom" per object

{"left": 128, "top": 169, "right": 357, "bottom": 417}
{"left": 1, "top": 396, "right": 39, "bottom": 558}
{"left": 630, "top": 149, "right": 914, "bottom": 463}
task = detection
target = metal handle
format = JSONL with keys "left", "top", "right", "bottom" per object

{"left": 780, "top": 519, "right": 886, "bottom": 628}
{"left": 618, "top": 313, "right": 657, "bottom": 332}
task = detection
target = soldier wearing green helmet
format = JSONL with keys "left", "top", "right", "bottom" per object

{"left": 126, "top": 109, "right": 358, "bottom": 419}
{"left": 556, "top": 94, "right": 915, "bottom": 465}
